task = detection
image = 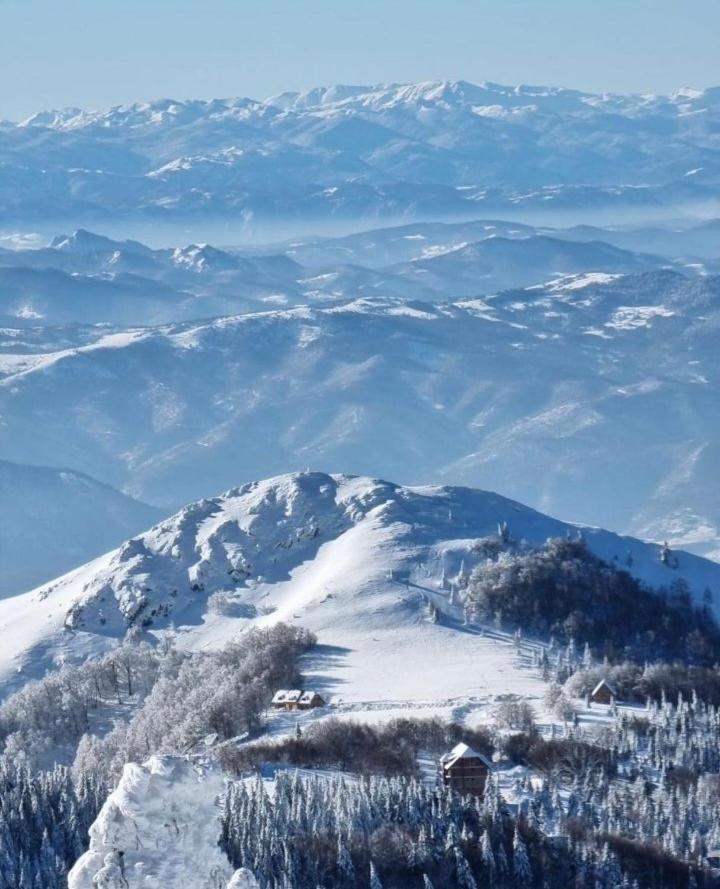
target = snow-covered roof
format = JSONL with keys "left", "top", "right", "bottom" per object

{"left": 272, "top": 689, "right": 302, "bottom": 704}
{"left": 441, "top": 742, "right": 493, "bottom": 770}
{"left": 272, "top": 689, "right": 325, "bottom": 704}
{"left": 591, "top": 678, "right": 617, "bottom": 697}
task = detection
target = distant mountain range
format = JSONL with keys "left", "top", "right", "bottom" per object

{"left": 0, "top": 221, "right": 702, "bottom": 327}
{"left": 2, "top": 80, "right": 720, "bottom": 224}
{"left": 1, "top": 262, "right": 717, "bottom": 561}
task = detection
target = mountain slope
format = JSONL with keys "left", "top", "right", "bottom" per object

{"left": 0, "top": 460, "right": 163, "bottom": 597}
{"left": 389, "top": 235, "right": 665, "bottom": 295}
{"left": 0, "top": 272, "right": 716, "bottom": 555}
{"left": 1, "top": 472, "right": 718, "bottom": 701}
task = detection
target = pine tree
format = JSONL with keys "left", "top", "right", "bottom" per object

{"left": 336, "top": 838, "right": 355, "bottom": 885}
{"left": 481, "top": 831, "right": 496, "bottom": 879}
{"left": 454, "top": 847, "right": 477, "bottom": 889}
{"left": 512, "top": 827, "right": 532, "bottom": 885}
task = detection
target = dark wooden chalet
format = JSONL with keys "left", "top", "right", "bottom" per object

{"left": 297, "top": 691, "right": 326, "bottom": 710}
{"left": 440, "top": 742, "right": 492, "bottom": 796}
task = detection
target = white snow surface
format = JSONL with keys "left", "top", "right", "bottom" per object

{"left": 2, "top": 471, "right": 719, "bottom": 706}
{"left": 67, "top": 755, "right": 240, "bottom": 889}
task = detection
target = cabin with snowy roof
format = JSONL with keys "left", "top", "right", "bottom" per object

{"left": 590, "top": 678, "right": 617, "bottom": 705}
{"left": 297, "top": 691, "right": 326, "bottom": 710}
{"left": 440, "top": 743, "right": 492, "bottom": 796}
{"left": 271, "top": 689, "right": 326, "bottom": 711}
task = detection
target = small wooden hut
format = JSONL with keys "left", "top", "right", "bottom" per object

{"left": 590, "top": 678, "right": 617, "bottom": 705}
{"left": 297, "top": 691, "right": 326, "bottom": 710}
{"left": 272, "top": 689, "right": 326, "bottom": 712}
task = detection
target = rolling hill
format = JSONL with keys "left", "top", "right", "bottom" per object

{"left": 0, "top": 460, "right": 163, "bottom": 598}
{"left": 1, "top": 271, "right": 716, "bottom": 558}
{"left": 1, "top": 471, "right": 718, "bottom": 704}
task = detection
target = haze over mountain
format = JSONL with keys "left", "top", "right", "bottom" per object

{"left": 1, "top": 266, "right": 717, "bottom": 561}
{"left": 0, "top": 460, "right": 162, "bottom": 598}
{"left": 0, "top": 222, "right": 685, "bottom": 327}
{"left": 2, "top": 80, "right": 720, "bottom": 229}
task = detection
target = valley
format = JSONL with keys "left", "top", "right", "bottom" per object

{"left": 1, "top": 69, "right": 720, "bottom": 889}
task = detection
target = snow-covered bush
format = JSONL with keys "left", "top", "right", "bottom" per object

{"left": 74, "top": 624, "right": 316, "bottom": 785}
{"left": 493, "top": 698, "right": 536, "bottom": 733}
{"left": 552, "top": 692, "right": 576, "bottom": 723}
{"left": 207, "top": 590, "right": 256, "bottom": 617}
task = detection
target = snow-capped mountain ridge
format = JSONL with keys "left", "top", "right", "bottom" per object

{"left": 2, "top": 472, "right": 719, "bottom": 697}
{"left": 15, "top": 79, "right": 720, "bottom": 130}
{"left": 3, "top": 79, "right": 719, "bottom": 224}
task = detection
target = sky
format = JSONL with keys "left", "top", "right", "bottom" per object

{"left": 1, "top": 0, "right": 718, "bottom": 120}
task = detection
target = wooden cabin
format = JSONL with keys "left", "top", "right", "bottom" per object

{"left": 440, "top": 743, "right": 492, "bottom": 796}
{"left": 297, "top": 691, "right": 326, "bottom": 710}
{"left": 590, "top": 678, "right": 617, "bottom": 705}
{"left": 272, "top": 689, "right": 326, "bottom": 712}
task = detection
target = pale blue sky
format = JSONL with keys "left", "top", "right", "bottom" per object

{"left": 1, "top": 0, "right": 718, "bottom": 120}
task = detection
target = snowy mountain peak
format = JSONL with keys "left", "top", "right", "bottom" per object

{"left": 50, "top": 229, "right": 119, "bottom": 253}
{"left": 49, "top": 229, "right": 150, "bottom": 258}
{"left": 2, "top": 472, "right": 719, "bottom": 695}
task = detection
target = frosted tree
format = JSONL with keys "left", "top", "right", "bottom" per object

{"left": 227, "top": 869, "right": 260, "bottom": 889}
{"left": 454, "top": 847, "right": 477, "bottom": 889}
{"left": 480, "top": 831, "right": 496, "bottom": 879}
{"left": 498, "top": 520, "right": 510, "bottom": 545}
{"left": 512, "top": 828, "right": 532, "bottom": 885}
{"left": 336, "top": 838, "right": 355, "bottom": 885}
{"left": 661, "top": 541, "right": 672, "bottom": 566}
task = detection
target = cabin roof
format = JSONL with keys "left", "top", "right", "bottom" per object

{"left": 441, "top": 742, "right": 493, "bottom": 770}
{"left": 591, "top": 679, "right": 617, "bottom": 697}
{"left": 272, "top": 689, "right": 303, "bottom": 704}
{"left": 272, "top": 689, "right": 325, "bottom": 704}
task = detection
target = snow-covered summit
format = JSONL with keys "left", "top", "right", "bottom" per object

{"left": 3, "top": 79, "right": 720, "bottom": 224}
{"left": 1, "top": 472, "right": 719, "bottom": 695}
